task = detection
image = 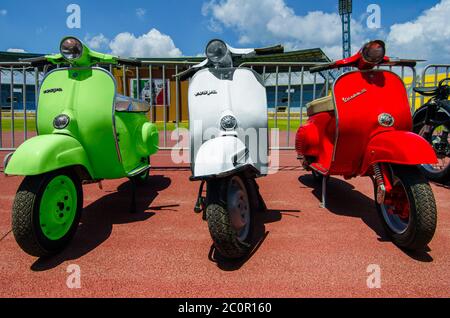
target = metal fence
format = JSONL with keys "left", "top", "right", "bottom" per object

{"left": 420, "top": 64, "right": 450, "bottom": 105}
{"left": 0, "top": 61, "right": 418, "bottom": 152}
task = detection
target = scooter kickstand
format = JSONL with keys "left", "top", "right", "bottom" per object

{"left": 194, "top": 181, "right": 206, "bottom": 215}
{"left": 130, "top": 178, "right": 137, "bottom": 214}
{"left": 320, "top": 176, "right": 329, "bottom": 209}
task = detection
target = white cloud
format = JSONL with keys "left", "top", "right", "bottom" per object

{"left": 7, "top": 48, "right": 26, "bottom": 53}
{"left": 84, "top": 33, "right": 109, "bottom": 50}
{"left": 136, "top": 8, "right": 146, "bottom": 18}
{"left": 386, "top": 0, "right": 450, "bottom": 63}
{"left": 0, "top": 9, "right": 7, "bottom": 16}
{"left": 109, "top": 29, "right": 182, "bottom": 57}
{"left": 202, "top": 0, "right": 367, "bottom": 60}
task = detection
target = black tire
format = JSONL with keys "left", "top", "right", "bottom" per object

{"left": 375, "top": 165, "right": 437, "bottom": 251}
{"left": 12, "top": 170, "right": 83, "bottom": 257}
{"left": 414, "top": 122, "right": 450, "bottom": 184}
{"left": 206, "top": 176, "right": 253, "bottom": 259}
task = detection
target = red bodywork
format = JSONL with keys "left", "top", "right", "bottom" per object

{"left": 296, "top": 48, "right": 437, "bottom": 180}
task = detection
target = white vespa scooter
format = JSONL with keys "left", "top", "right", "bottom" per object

{"left": 182, "top": 39, "right": 269, "bottom": 259}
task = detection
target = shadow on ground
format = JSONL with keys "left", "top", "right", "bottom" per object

{"left": 31, "top": 175, "right": 172, "bottom": 271}
{"left": 298, "top": 174, "right": 433, "bottom": 263}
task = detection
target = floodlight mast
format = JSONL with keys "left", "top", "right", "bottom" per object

{"left": 339, "top": 0, "right": 352, "bottom": 59}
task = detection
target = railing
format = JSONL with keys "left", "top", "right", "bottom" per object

{"left": 0, "top": 61, "right": 418, "bottom": 153}
{"left": 419, "top": 64, "right": 450, "bottom": 105}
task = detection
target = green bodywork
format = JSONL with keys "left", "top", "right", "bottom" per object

{"left": 5, "top": 38, "right": 159, "bottom": 180}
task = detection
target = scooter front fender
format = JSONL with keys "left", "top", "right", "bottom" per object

{"left": 193, "top": 136, "right": 255, "bottom": 179}
{"left": 360, "top": 131, "right": 438, "bottom": 175}
{"left": 5, "top": 134, "right": 94, "bottom": 178}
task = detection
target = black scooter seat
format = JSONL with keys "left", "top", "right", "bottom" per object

{"left": 413, "top": 86, "right": 438, "bottom": 96}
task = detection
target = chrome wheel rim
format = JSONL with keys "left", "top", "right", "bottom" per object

{"left": 380, "top": 176, "right": 411, "bottom": 235}
{"left": 227, "top": 176, "right": 251, "bottom": 242}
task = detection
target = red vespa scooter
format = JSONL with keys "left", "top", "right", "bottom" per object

{"left": 296, "top": 40, "right": 438, "bottom": 251}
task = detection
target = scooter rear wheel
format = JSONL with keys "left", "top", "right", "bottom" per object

{"left": 12, "top": 170, "right": 83, "bottom": 257}
{"left": 375, "top": 165, "right": 437, "bottom": 251}
{"left": 206, "top": 176, "right": 253, "bottom": 259}
{"left": 415, "top": 123, "right": 450, "bottom": 184}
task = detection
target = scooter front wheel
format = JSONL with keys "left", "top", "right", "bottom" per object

{"left": 206, "top": 176, "right": 253, "bottom": 259}
{"left": 375, "top": 165, "right": 437, "bottom": 251}
{"left": 12, "top": 170, "right": 83, "bottom": 257}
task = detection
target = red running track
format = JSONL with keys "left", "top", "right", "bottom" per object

{"left": 0, "top": 151, "right": 449, "bottom": 297}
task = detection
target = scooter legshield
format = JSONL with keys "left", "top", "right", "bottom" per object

{"left": 193, "top": 136, "right": 254, "bottom": 179}
{"left": 5, "top": 134, "right": 94, "bottom": 177}
{"left": 360, "top": 130, "right": 438, "bottom": 175}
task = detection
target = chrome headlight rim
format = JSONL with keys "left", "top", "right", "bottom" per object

{"left": 60, "top": 37, "right": 84, "bottom": 61}
{"left": 362, "top": 40, "right": 386, "bottom": 65}
{"left": 206, "top": 39, "right": 229, "bottom": 65}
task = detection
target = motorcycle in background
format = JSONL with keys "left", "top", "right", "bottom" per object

{"left": 413, "top": 78, "right": 450, "bottom": 184}
{"left": 296, "top": 40, "right": 438, "bottom": 251}
{"left": 179, "top": 39, "right": 268, "bottom": 259}
{"left": 4, "top": 37, "right": 159, "bottom": 257}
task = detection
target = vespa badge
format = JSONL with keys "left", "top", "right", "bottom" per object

{"left": 378, "top": 113, "right": 395, "bottom": 127}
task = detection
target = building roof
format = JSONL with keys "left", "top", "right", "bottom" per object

{"left": 0, "top": 51, "right": 44, "bottom": 63}
{"left": 0, "top": 46, "right": 330, "bottom": 72}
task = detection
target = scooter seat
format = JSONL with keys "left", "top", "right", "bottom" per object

{"left": 413, "top": 86, "right": 438, "bottom": 96}
{"left": 307, "top": 95, "right": 335, "bottom": 117}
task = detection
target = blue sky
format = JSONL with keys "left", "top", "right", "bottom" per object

{"left": 0, "top": 0, "right": 447, "bottom": 62}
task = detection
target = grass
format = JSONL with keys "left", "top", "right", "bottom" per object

{"left": 1, "top": 117, "right": 304, "bottom": 133}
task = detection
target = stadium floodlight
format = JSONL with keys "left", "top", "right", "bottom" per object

{"left": 339, "top": 0, "right": 353, "bottom": 15}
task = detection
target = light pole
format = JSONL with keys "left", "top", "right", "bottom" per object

{"left": 339, "top": 0, "right": 352, "bottom": 59}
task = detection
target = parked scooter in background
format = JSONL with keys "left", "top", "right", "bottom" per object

{"left": 413, "top": 78, "right": 450, "bottom": 184}
{"left": 297, "top": 40, "right": 438, "bottom": 251}
{"left": 4, "top": 37, "right": 159, "bottom": 257}
{"left": 179, "top": 39, "right": 268, "bottom": 259}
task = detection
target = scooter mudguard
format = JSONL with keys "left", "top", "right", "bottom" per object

{"left": 193, "top": 136, "right": 254, "bottom": 179}
{"left": 361, "top": 131, "right": 438, "bottom": 175}
{"left": 5, "top": 134, "right": 94, "bottom": 178}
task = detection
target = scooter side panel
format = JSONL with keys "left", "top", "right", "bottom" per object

{"left": 115, "top": 112, "right": 159, "bottom": 174}
{"left": 37, "top": 68, "right": 124, "bottom": 179}
{"left": 331, "top": 70, "right": 413, "bottom": 176}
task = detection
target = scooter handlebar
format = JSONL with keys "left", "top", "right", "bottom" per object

{"left": 19, "top": 56, "right": 51, "bottom": 67}
{"left": 309, "top": 63, "right": 333, "bottom": 74}
{"left": 116, "top": 58, "right": 142, "bottom": 67}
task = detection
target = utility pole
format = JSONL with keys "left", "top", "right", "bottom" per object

{"left": 339, "top": 0, "right": 352, "bottom": 59}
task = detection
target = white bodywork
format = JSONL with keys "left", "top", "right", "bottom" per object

{"left": 189, "top": 67, "right": 268, "bottom": 178}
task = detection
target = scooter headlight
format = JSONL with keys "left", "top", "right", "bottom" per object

{"left": 53, "top": 114, "right": 70, "bottom": 130}
{"left": 60, "top": 37, "right": 83, "bottom": 60}
{"left": 220, "top": 115, "right": 237, "bottom": 131}
{"left": 206, "top": 39, "right": 229, "bottom": 65}
{"left": 362, "top": 40, "right": 386, "bottom": 64}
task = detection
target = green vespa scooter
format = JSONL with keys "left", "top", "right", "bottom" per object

{"left": 4, "top": 37, "right": 159, "bottom": 257}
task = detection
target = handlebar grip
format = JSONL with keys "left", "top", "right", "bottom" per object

{"left": 309, "top": 64, "right": 332, "bottom": 74}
